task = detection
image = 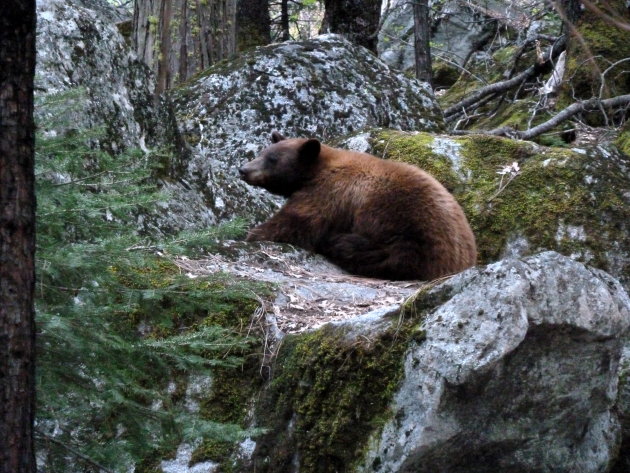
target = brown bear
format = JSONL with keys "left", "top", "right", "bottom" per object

{"left": 239, "top": 132, "right": 477, "bottom": 280}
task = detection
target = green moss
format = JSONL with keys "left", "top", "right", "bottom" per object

{"left": 471, "top": 99, "right": 537, "bottom": 132}
{"left": 370, "top": 129, "right": 461, "bottom": 192}
{"left": 438, "top": 69, "right": 483, "bottom": 109}
{"left": 432, "top": 59, "right": 460, "bottom": 89}
{"left": 616, "top": 122, "right": 630, "bottom": 157}
{"left": 190, "top": 438, "right": 234, "bottom": 466}
{"left": 362, "top": 130, "right": 630, "bottom": 284}
{"left": 107, "top": 251, "right": 270, "bottom": 339}
{"left": 492, "top": 45, "right": 520, "bottom": 67}
{"left": 457, "top": 136, "right": 588, "bottom": 261}
{"left": 252, "top": 309, "right": 422, "bottom": 473}
{"left": 148, "top": 15, "right": 159, "bottom": 35}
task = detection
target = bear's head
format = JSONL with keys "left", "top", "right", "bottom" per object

{"left": 239, "top": 131, "right": 321, "bottom": 197}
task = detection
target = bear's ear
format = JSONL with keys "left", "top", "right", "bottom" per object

{"left": 271, "top": 131, "right": 286, "bottom": 143}
{"left": 299, "top": 139, "right": 321, "bottom": 162}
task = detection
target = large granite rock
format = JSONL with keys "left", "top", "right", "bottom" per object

{"left": 244, "top": 252, "right": 630, "bottom": 473}
{"left": 169, "top": 34, "right": 444, "bottom": 226}
{"left": 359, "top": 251, "right": 629, "bottom": 472}
{"left": 36, "top": 0, "right": 159, "bottom": 152}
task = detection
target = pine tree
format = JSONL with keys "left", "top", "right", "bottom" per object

{"left": 35, "top": 90, "right": 267, "bottom": 471}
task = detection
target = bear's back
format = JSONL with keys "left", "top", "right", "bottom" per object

{"left": 315, "top": 145, "right": 477, "bottom": 279}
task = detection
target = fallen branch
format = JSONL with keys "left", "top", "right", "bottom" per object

{"left": 516, "top": 94, "right": 630, "bottom": 140}
{"left": 506, "top": 34, "right": 560, "bottom": 79}
{"left": 454, "top": 94, "right": 630, "bottom": 140}
{"left": 444, "top": 36, "right": 567, "bottom": 120}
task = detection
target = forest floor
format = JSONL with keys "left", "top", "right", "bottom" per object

{"left": 173, "top": 242, "right": 420, "bottom": 334}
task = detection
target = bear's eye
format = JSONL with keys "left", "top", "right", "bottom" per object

{"left": 267, "top": 154, "right": 279, "bottom": 165}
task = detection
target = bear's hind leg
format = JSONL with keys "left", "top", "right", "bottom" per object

{"left": 323, "top": 234, "right": 427, "bottom": 280}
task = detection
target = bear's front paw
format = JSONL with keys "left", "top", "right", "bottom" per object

{"left": 246, "top": 230, "right": 262, "bottom": 242}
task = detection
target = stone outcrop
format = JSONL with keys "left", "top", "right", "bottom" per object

{"left": 36, "top": 0, "right": 159, "bottom": 152}
{"left": 360, "top": 252, "right": 629, "bottom": 472}
{"left": 170, "top": 34, "right": 444, "bottom": 225}
{"left": 246, "top": 252, "right": 630, "bottom": 473}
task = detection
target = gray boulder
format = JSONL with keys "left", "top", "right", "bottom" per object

{"left": 244, "top": 251, "right": 630, "bottom": 473}
{"left": 359, "top": 251, "right": 629, "bottom": 472}
{"left": 378, "top": 0, "right": 498, "bottom": 73}
{"left": 36, "top": 0, "right": 159, "bottom": 153}
{"left": 169, "top": 34, "right": 444, "bottom": 226}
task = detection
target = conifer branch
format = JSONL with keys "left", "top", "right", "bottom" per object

{"left": 35, "top": 430, "right": 116, "bottom": 473}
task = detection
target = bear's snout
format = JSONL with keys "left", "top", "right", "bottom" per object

{"left": 238, "top": 167, "right": 248, "bottom": 179}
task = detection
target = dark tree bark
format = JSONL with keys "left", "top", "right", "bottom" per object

{"left": 280, "top": 0, "right": 290, "bottom": 41}
{"left": 413, "top": 0, "right": 433, "bottom": 86}
{"left": 555, "top": 0, "right": 582, "bottom": 26}
{"left": 319, "top": 0, "right": 381, "bottom": 52}
{"left": 0, "top": 1, "right": 37, "bottom": 473}
{"left": 133, "top": 0, "right": 237, "bottom": 93}
{"left": 236, "top": 0, "right": 271, "bottom": 51}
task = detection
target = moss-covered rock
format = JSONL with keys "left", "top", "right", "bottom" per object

{"left": 432, "top": 58, "right": 461, "bottom": 89}
{"left": 340, "top": 129, "right": 630, "bottom": 292}
{"left": 359, "top": 251, "right": 630, "bottom": 473}
{"left": 247, "top": 308, "right": 425, "bottom": 473}
{"left": 616, "top": 121, "right": 630, "bottom": 157}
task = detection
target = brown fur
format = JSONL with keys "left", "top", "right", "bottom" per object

{"left": 239, "top": 132, "right": 477, "bottom": 280}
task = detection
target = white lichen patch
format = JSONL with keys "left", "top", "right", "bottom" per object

{"left": 170, "top": 34, "right": 444, "bottom": 225}
{"left": 237, "top": 438, "right": 257, "bottom": 459}
{"left": 431, "top": 136, "right": 465, "bottom": 175}
{"left": 501, "top": 233, "right": 531, "bottom": 259}
{"left": 556, "top": 223, "right": 587, "bottom": 243}
{"left": 185, "top": 375, "right": 213, "bottom": 413}
{"left": 161, "top": 443, "right": 218, "bottom": 473}
{"left": 344, "top": 133, "right": 373, "bottom": 153}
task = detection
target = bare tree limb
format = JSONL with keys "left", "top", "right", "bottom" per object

{"left": 454, "top": 94, "right": 630, "bottom": 139}
{"left": 444, "top": 68, "right": 534, "bottom": 120}
{"left": 444, "top": 35, "right": 567, "bottom": 119}
{"left": 506, "top": 34, "right": 560, "bottom": 79}
{"left": 517, "top": 94, "right": 630, "bottom": 140}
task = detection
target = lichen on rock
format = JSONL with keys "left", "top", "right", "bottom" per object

{"left": 169, "top": 34, "right": 444, "bottom": 225}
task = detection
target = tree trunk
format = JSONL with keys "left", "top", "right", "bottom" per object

{"left": 280, "top": 0, "right": 290, "bottom": 41}
{"left": 413, "top": 0, "right": 433, "bottom": 86}
{"left": 133, "top": 0, "right": 237, "bottom": 94}
{"left": 319, "top": 0, "right": 381, "bottom": 52}
{"left": 556, "top": 0, "right": 582, "bottom": 26}
{"left": 236, "top": 0, "right": 270, "bottom": 51}
{"left": 0, "top": 1, "right": 37, "bottom": 473}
